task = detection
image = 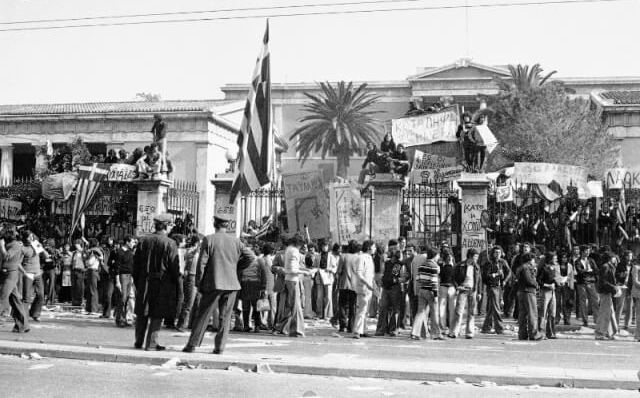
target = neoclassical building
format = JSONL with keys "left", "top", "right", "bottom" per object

{"left": 0, "top": 100, "right": 244, "bottom": 233}
{"left": 222, "top": 59, "right": 640, "bottom": 179}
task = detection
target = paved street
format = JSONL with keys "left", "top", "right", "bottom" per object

{"left": 0, "top": 306, "right": 638, "bottom": 390}
{"left": 0, "top": 354, "right": 636, "bottom": 398}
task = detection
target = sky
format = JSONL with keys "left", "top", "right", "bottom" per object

{"left": 1, "top": 0, "right": 639, "bottom": 104}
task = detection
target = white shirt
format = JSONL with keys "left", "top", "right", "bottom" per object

{"left": 354, "top": 253, "right": 374, "bottom": 295}
{"left": 284, "top": 246, "right": 302, "bottom": 282}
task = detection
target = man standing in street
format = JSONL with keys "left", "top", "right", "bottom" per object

{"left": 133, "top": 214, "right": 180, "bottom": 351}
{"left": 575, "top": 245, "right": 600, "bottom": 327}
{"left": 595, "top": 252, "right": 620, "bottom": 340}
{"left": 183, "top": 214, "right": 255, "bottom": 354}
{"left": 516, "top": 253, "right": 543, "bottom": 341}
{"left": 376, "top": 240, "right": 407, "bottom": 337}
{"left": 114, "top": 236, "right": 136, "bottom": 328}
{"left": 481, "top": 246, "right": 511, "bottom": 335}
{"left": 449, "top": 248, "right": 481, "bottom": 339}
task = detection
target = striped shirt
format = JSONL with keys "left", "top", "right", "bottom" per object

{"left": 412, "top": 254, "right": 440, "bottom": 294}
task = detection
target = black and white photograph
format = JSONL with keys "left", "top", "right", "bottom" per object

{"left": 0, "top": 0, "right": 639, "bottom": 396}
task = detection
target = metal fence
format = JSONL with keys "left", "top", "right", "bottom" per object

{"left": 239, "top": 185, "right": 285, "bottom": 240}
{"left": 167, "top": 180, "right": 200, "bottom": 223}
{"left": 402, "top": 181, "right": 460, "bottom": 252}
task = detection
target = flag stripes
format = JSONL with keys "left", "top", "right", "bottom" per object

{"left": 70, "top": 163, "right": 110, "bottom": 235}
{"left": 230, "top": 20, "right": 272, "bottom": 203}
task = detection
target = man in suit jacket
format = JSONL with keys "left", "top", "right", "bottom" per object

{"left": 183, "top": 214, "right": 255, "bottom": 354}
{"left": 133, "top": 213, "right": 180, "bottom": 351}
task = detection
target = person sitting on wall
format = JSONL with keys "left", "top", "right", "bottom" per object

{"left": 136, "top": 144, "right": 164, "bottom": 179}
{"left": 390, "top": 144, "right": 410, "bottom": 179}
{"left": 105, "top": 149, "right": 119, "bottom": 164}
{"left": 358, "top": 142, "right": 380, "bottom": 184}
{"left": 380, "top": 133, "right": 396, "bottom": 155}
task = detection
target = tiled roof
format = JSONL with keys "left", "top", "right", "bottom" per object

{"left": 0, "top": 99, "right": 237, "bottom": 116}
{"left": 599, "top": 91, "right": 640, "bottom": 105}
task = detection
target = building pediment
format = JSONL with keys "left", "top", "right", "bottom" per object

{"left": 408, "top": 59, "right": 510, "bottom": 81}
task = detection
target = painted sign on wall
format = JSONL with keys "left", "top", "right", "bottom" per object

{"left": 460, "top": 192, "right": 487, "bottom": 259}
{"left": 283, "top": 170, "right": 329, "bottom": 238}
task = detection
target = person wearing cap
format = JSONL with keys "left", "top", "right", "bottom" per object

{"left": 183, "top": 213, "right": 255, "bottom": 354}
{"left": 449, "top": 248, "right": 481, "bottom": 339}
{"left": 132, "top": 213, "right": 180, "bottom": 351}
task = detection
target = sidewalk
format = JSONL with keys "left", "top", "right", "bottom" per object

{"left": 0, "top": 307, "right": 637, "bottom": 390}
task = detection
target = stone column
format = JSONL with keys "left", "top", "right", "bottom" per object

{"left": 366, "top": 175, "right": 405, "bottom": 245}
{"left": 210, "top": 174, "right": 240, "bottom": 237}
{"left": 457, "top": 173, "right": 490, "bottom": 260}
{"left": 132, "top": 178, "right": 173, "bottom": 236}
{"left": 0, "top": 146, "right": 13, "bottom": 186}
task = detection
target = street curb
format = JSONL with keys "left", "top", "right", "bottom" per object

{"left": 0, "top": 341, "right": 636, "bottom": 390}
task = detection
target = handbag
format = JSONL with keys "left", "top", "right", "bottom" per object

{"left": 256, "top": 297, "right": 271, "bottom": 312}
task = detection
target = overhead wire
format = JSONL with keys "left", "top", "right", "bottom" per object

{"left": 0, "top": 0, "right": 629, "bottom": 32}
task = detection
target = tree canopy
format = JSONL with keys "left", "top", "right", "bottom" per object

{"left": 485, "top": 65, "right": 617, "bottom": 177}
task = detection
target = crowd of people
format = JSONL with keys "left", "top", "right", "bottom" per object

{"left": 1, "top": 209, "right": 638, "bottom": 355}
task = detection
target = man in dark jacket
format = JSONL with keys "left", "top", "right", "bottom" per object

{"left": 449, "top": 248, "right": 481, "bottom": 339}
{"left": 481, "top": 246, "right": 511, "bottom": 334}
{"left": 516, "top": 253, "right": 543, "bottom": 341}
{"left": 595, "top": 252, "right": 620, "bottom": 340}
{"left": 183, "top": 214, "right": 255, "bottom": 354}
{"left": 133, "top": 214, "right": 180, "bottom": 351}
{"left": 575, "top": 245, "right": 600, "bottom": 326}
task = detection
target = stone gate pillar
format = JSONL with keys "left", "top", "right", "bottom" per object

{"left": 132, "top": 178, "right": 172, "bottom": 236}
{"left": 366, "top": 176, "right": 405, "bottom": 245}
{"left": 210, "top": 173, "right": 240, "bottom": 237}
{"left": 457, "top": 173, "right": 490, "bottom": 260}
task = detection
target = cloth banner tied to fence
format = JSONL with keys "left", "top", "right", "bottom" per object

{"left": 410, "top": 150, "right": 463, "bottom": 185}
{"left": 513, "top": 162, "right": 589, "bottom": 199}
{"left": 329, "top": 181, "right": 366, "bottom": 244}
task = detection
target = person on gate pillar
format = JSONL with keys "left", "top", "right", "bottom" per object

{"left": 481, "top": 246, "right": 511, "bottom": 335}
{"left": 183, "top": 214, "right": 255, "bottom": 353}
{"left": 516, "top": 253, "right": 543, "bottom": 341}
{"left": 133, "top": 213, "right": 180, "bottom": 351}
{"left": 456, "top": 112, "right": 474, "bottom": 168}
{"left": 575, "top": 245, "right": 600, "bottom": 327}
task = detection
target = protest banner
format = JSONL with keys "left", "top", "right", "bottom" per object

{"left": 409, "top": 150, "right": 463, "bottom": 184}
{"left": 460, "top": 193, "right": 488, "bottom": 259}
{"left": 283, "top": 171, "right": 329, "bottom": 238}
{"left": 604, "top": 167, "right": 640, "bottom": 190}
{"left": 391, "top": 106, "right": 459, "bottom": 147}
{"left": 329, "top": 182, "right": 366, "bottom": 244}
{"left": 105, "top": 163, "right": 138, "bottom": 182}
{"left": 513, "top": 162, "right": 588, "bottom": 196}
{"left": 371, "top": 186, "right": 401, "bottom": 244}
{"left": 0, "top": 199, "right": 22, "bottom": 220}
{"left": 496, "top": 185, "right": 514, "bottom": 202}
{"left": 51, "top": 194, "right": 116, "bottom": 216}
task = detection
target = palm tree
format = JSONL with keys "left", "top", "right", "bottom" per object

{"left": 290, "top": 81, "right": 381, "bottom": 179}
{"left": 494, "top": 63, "right": 557, "bottom": 93}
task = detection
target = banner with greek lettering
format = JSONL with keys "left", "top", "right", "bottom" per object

{"left": 105, "top": 163, "right": 138, "bottom": 182}
{"left": 391, "top": 106, "right": 459, "bottom": 147}
{"left": 513, "top": 162, "right": 588, "bottom": 197}
{"left": 0, "top": 199, "right": 22, "bottom": 220}
{"left": 604, "top": 167, "right": 640, "bottom": 190}
{"left": 410, "top": 150, "right": 463, "bottom": 184}
{"left": 283, "top": 171, "right": 329, "bottom": 238}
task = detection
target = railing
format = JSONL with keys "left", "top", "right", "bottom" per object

{"left": 167, "top": 180, "right": 200, "bottom": 226}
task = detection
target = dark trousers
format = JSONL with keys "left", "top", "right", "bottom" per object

{"left": 503, "top": 284, "right": 516, "bottom": 317}
{"left": 482, "top": 286, "right": 504, "bottom": 333}
{"left": 242, "top": 298, "right": 262, "bottom": 331}
{"left": 99, "top": 275, "right": 114, "bottom": 317}
{"left": 187, "top": 290, "right": 237, "bottom": 352}
{"left": 71, "top": 269, "right": 85, "bottom": 306}
{"left": 517, "top": 291, "right": 539, "bottom": 340}
{"left": 165, "top": 275, "right": 184, "bottom": 327}
{"left": 338, "top": 289, "right": 357, "bottom": 332}
{"left": 556, "top": 285, "right": 573, "bottom": 324}
{"left": 23, "top": 274, "right": 44, "bottom": 319}
{"left": 0, "top": 270, "right": 29, "bottom": 332}
{"left": 376, "top": 285, "right": 403, "bottom": 335}
{"left": 85, "top": 269, "right": 99, "bottom": 313}
{"left": 43, "top": 269, "right": 57, "bottom": 305}
{"left": 135, "top": 315, "right": 162, "bottom": 349}
{"left": 178, "top": 274, "right": 197, "bottom": 328}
